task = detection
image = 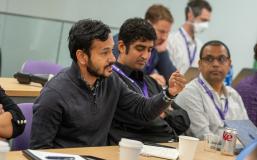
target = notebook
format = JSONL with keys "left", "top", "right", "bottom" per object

{"left": 141, "top": 144, "right": 179, "bottom": 160}
{"left": 224, "top": 120, "right": 257, "bottom": 147}
{"left": 22, "top": 150, "right": 105, "bottom": 160}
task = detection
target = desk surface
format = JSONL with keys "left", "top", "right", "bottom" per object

{"left": 7, "top": 142, "right": 236, "bottom": 160}
{"left": 0, "top": 77, "right": 42, "bottom": 97}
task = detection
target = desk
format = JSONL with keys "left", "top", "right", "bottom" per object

{"left": 7, "top": 142, "right": 236, "bottom": 160}
{"left": 0, "top": 77, "right": 42, "bottom": 103}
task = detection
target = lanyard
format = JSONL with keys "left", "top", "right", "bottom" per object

{"left": 197, "top": 78, "right": 228, "bottom": 120}
{"left": 112, "top": 65, "right": 149, "bottom": 97}
{"left": 179, "top": 28, "right": 197, "bottom": 66}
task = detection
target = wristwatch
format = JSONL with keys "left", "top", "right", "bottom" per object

{"left": 162, "top": 86, "right": 176, "bottom": 103}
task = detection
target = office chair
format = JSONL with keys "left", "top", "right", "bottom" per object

{"left": 232, "top": 68, "right": 255, "bottom": 88}
{"left": 21, "top": 60, "right": 63, "bottom": 75}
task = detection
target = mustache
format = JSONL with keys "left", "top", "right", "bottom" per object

{"left": 104, "top": 62, "right": 114, "bottom": 69}
{"left": 136, "top": 57, "right": 147, "bottom": 63}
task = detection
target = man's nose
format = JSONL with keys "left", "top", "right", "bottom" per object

{"left": 212, "top": 58, "right": 221, "bottom": 66}
{"left": 141, "top": 50, "right": 151, "bottom": 60}
{"left": 109, "top": 52, "right": 116, "bottom": 63}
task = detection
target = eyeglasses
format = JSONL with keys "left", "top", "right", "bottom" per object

{"left": 200, "top": 55, "right": 230, "bottom": 64}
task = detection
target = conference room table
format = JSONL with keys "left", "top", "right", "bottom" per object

{"left": 7, "top": 141, "right": 236, "bottom": 160}
{"left": 0, "top": 77, "right": 42, "bottom": 103}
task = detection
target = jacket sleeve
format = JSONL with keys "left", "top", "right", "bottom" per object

{"left": 116, "top": 74, "right": 171, "bottom": 121}
{"left": 0, "top": 87, "right": 26, "bottom": 138}
{"left": 29, "top": 88, "right": 63, "bottom": 149}
{"left": 164, "top": 102, "right": 190, "bottom": 135}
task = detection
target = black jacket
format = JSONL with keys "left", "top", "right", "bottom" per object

{"left": 30, "top": 62, "right": 171, "bottom": 149}
{"left": 108, "top": 63, "right": 190, "bottom": 144}
{"left": 0, "top": 87, "right": 25, "bottom": 138}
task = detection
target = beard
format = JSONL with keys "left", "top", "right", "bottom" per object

{"left": 87, "top": 58, "right": 114, "bottom": 78}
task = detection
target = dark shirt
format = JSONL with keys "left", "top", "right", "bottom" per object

{"left": 0, "top": 87, "right": 25, "bottom": 138}
{"left": 108, "top": 62, "right": 190, "bottom": 144}
{"left": 113, "top": 34, "right": 176, "bottom": 81}
{"left": 235, "top": 73, "right": 257, "bottom": 126}
{"left": 30, "top": 62, "right": 171, "bottom": 149}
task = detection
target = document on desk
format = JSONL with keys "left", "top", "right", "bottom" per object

{"left": 141, "top": 144, "right": 179, "bottom": 160}
{"left": 23, "top": 149, "right": 85, "bottom": 160}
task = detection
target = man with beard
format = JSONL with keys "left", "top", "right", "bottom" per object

{"left": 174, "top": 40, "right": 248, "bottom": 139}
{"left": 30, "top": 19, "right": 186, "bottom": 149}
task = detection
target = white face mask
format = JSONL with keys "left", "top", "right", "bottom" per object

{"left": 193, "top": 21, "right": 209, "bottom": 34}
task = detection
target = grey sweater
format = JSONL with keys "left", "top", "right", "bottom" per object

{"left": 30, "top": 62, "right": 171, "bottom": 149}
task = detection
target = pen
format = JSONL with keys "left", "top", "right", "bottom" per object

{"left": 45, "top": 156, "right": 75, "bottom": 160}
{"left": 249, "top": 133, "right": 255, "bottom": 140}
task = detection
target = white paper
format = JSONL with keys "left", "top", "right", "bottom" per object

{"left": 27, "top": 149, "right": 85, "bottom": 160}
{"left": 140, "top": 145, "right": 179, "bottom": 160}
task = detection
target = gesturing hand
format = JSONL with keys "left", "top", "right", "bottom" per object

{"left": 168, "top": 71, "right": 186, "bottom": 96}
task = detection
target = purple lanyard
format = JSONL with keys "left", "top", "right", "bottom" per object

{"left": 112, "top": 65, "right": 149, "bottom": 97}
{"left": 179, "top": 28, "right": 197, "bottom": 66}
{"left": 198, "top": 78, "right": 228, "bottom": 120}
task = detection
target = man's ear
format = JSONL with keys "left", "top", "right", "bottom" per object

{"left": 187, "top": 7, "right": 195, "bottom": 22}
{"left": 76, "top": 50, "right": 88, "bottom": 65}
{"left": 118, "top": 40, "right": 127, "bottom": 55}
{"left": 228, "top": 59, "right": 232, "bottom": 67}
{"left": 198, "top": 60, "right": 202, "bottom": 72}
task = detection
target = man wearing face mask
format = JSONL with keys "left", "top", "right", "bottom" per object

{"left": 167, "top": 0, "right": 212, "bottom": 74}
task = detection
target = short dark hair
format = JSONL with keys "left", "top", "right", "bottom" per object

{"left": 118, "top": 17, "right": 157, "bottom": 51}
{"left": 185, "top": 0, "right": 212, "bottom": 20}
{"left": 68, "top": 19, "right": 111, "bottom": 62}
{"left": 254, "top": 43, "right": 257, "bottom": 61}
{"left": 145, "top": 4, "right": 174, "bottom": 24}
{"left": 199, "top": 40, "right": 231, "bottom": 58}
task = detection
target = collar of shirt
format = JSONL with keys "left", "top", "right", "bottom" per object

{"left": 67, "top": 61, "right": 104, "bottom": 92}
{"left": 115, "top": 62, "right": 144, "bottom": 82}
{"left": 199, "top": 74, "right": 230, "bottom": 98}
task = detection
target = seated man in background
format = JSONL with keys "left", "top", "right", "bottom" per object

{"left": 113, "top": 4, "right": 177, "bottom": 85}
{"left": 109, "top": 18, "right": 190, "bottom": 144}
{"left": 30, "top": 19, "right": 186, "bottom": 149}
{"left": 236, "top": 43, "right": 257, "bottom": 126}
{"left": 175, "top": 40, "right": 248, "bottom": 139}
{"left": 0, "top": 86, "right": 25, "bottom": 139}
